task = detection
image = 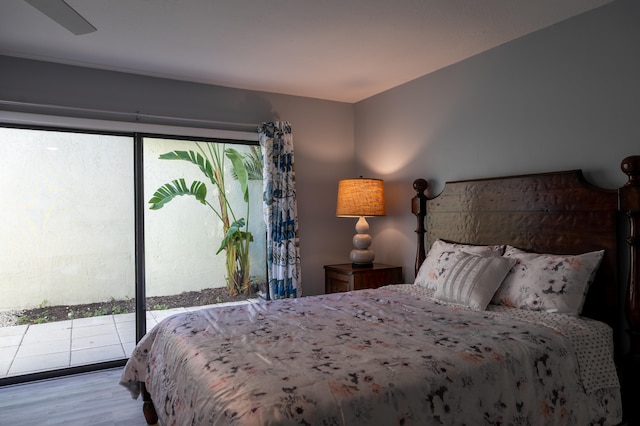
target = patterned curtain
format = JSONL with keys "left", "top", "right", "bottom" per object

{"left": 258, "top": 121, "right": 302, "bottom": 299}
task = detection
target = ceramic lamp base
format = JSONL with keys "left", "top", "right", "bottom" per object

{"left": 350, "top": 248, "right": 375, "bottom": 265}
{"left": 350, "top": 216, "right": 375, "bottom": 266}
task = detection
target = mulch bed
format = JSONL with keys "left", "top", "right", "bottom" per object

{"left": 15, "top": 287, "right": 254, "bottom": 325}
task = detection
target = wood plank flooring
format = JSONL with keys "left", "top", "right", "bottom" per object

{"left": 0, "top": 367, "right": 155, "bottom": 426}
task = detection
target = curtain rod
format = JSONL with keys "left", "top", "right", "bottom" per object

{"left": 0, "top": 99, "right": 259, "bottom": 133}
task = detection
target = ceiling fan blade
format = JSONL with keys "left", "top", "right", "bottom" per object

{"left": 24, "top": 0, "right": 96, "bottom": 35}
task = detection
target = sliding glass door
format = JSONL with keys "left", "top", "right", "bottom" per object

{"left": 0, "top": 127, "right": 135, "bottom": 378}
{"left": 0, "top": 126, "right": 264, "bottom": 382}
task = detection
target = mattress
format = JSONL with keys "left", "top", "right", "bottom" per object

{"left": 120, "top": 284, "right": 622, "bottom": 425}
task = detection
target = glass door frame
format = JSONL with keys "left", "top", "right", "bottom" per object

{"left": 0, "top": 123, "right": 257, "bottom": 386}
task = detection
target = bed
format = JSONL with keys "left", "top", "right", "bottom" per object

{"left": 121, "top": 156, "right": 640, "bottom": 425}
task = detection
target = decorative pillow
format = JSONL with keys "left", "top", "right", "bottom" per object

{"left": 414, "top": 239, "right": 505, "bottom": 291}
{"left": 434, "top": 252, "right": 516, "bottom": 311}
{"left": 491, "top": 246, "right": 605, "bottom": 315}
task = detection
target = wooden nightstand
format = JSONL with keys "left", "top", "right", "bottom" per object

{"left": 324, "top": 263, "right": 403, "bottom": 294}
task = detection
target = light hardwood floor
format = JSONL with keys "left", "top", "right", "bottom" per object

{"left": 0, "top": 367, "right": 154, "bottom": 426}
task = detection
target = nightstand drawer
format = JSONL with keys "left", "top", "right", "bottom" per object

{"left": 324, "top": 263, "right": 403, "bottom": 294}
{"left": 325, "top": 270, "right": 351, "bottom": 293}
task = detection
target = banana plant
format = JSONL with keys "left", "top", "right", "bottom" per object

{"left": 148, "top": 142, "right": 259, "bottom": 295}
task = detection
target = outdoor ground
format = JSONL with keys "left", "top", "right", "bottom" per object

{"left": 11, "top": 287, "right": 255, "bottom": 326}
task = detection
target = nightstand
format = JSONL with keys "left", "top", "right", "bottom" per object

{"left": 324, "top": 263, "right": 403, "bottom": 294}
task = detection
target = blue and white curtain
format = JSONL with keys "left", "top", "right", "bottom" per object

{"left": 258, "top": 122, "right": 302, "bottom": 299}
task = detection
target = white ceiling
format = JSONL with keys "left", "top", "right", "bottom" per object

{"left": 0, "top": 0, "right": 612, "bottom": 103}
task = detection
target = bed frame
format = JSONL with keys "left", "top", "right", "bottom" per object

{"left": 137, "top": 156, "right": 640, "bottom": 425}
{"left": 412, "top": 155, "right": 640, "bottom": 422}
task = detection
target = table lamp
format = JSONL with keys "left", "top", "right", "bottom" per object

{"left": 336, "top": 177, "right": 386, "bottom": 267}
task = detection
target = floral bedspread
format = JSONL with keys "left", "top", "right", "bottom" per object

{"left": 120, "top": 285, "right": 622, "bottom": 425}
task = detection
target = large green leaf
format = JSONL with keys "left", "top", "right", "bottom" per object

{"left": 225, "top": 148, "right": 249, "bottom": 203}
{"left": 231, "top": 146, "right": 263, "bottom": 181}
{"left": 159, "top": 150, "right": 216, "bottom": 185}
{"left": 148, "top": 179, "right": 207, "bottom": 210}
{"left": 216, "top": 218, "right": 253, "bottom": 254}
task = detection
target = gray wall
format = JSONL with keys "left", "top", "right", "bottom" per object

{"left": 355, "top": 0, "right": 640, "bottom": 285}
{"left": 0, "top": 56, "right": 356, "bottom": 296}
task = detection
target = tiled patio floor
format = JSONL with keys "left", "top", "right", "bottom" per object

{"left": 0, "top": 300, "right": 256, "bottom": 378}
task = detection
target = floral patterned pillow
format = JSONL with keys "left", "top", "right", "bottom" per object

{"left": 491, "top": 246, "right": 604, "bottom": 315}
{"left": 414, "top": 239, "right": 505, "bottom": 291}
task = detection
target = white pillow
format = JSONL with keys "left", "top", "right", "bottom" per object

{"left": 491, "top": 246, "right": 604, "bottom": 315}
{"left": 415, "top": 239, "right": 505, "bottom": 290}
{"left": 434, "top": 252, "right": 516, "bottom": 311}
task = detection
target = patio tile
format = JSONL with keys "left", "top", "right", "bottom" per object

{"left": 72, "top": 315, "right": 114, "bottom": 328}
{"left": 21, "top": 324, "right": 71, "bottom": 344}
{"left": 0, "top": 345, "right": 18, "bottom": 376}
{"left": 149, "top": 307, "right": 187, "bottom": 322}
{"left": 71, "top": 344, "right": 125, "bottom": 366}
{"left": 122, "top": 341, "right": 137, "bottom": 357}
{"left": 72, "top": 323, "right": 117, "bottom": 339}
{"left": 0, "top": 324, "right": 28, "bottom": 338}
{"left": 20, "top": 333, "right": 70, "bottom": 347}
{"left": 0, "top": 344, "right": 19, "bottom": 362}
{"left": 184, "top": 301, "right": 252, "bottom": 312}
{"left": 146, "top": 321, "right": 158, "bottom": 332}
{"left": 224, "top": 300, "right": 253, "bottom": 306}
{"left": 113, "top": 312, "right": 135, "bottom": 324}
{"left": 71, "top": 333, "right": 120, "bottom": 351}
{"left": 115, "top": 319, "right": 136, "bottom": 332}
{"left": 9, "top": 351, "right": 70, "bottom": 375}
{"left": 25, "top": 320, "right": 72, "bottom": 331}
{"left": 16, "top": 339, "right": 70, "bottom": 357}
{"left": 0, "top": 332, "right": 25, "bottom": 348}
{"left": 115, "top": 326, "right": 136, "bottom": 345}
{"left": 185, "top": 305, "right": 210, "bottom": 311}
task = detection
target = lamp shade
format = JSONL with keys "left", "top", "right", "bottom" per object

{"left": 336, "top": 178, "right": 386, "bottom": 217}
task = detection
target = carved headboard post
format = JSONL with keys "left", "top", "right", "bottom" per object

{"left": 620, "top": 156, "right": 640, "bottom": 360}
{"left": 412, "top": 179, "right": 428, "bottom": 276}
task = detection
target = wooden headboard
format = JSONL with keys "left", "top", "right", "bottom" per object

{"left": 414, "top": 170, "right": 618, "bottom": 323}
{"left": 411, "top": 165, "right": 637, "bottom": 359}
